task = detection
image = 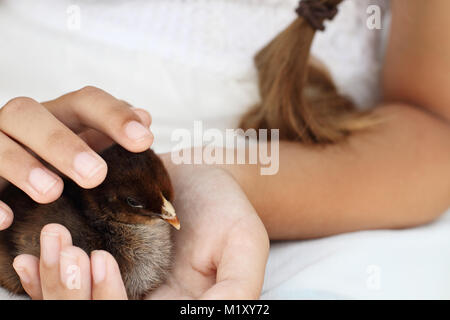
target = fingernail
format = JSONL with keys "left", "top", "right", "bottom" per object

{"left": 28, "top": 168, "right": 58, "bottom": 194}
{"left": 73, "top": 152, "right": 105, "bottom": 179}
{"left": 60, "top": 250, "right": 81, "bottom": 290}
{"left": 0, "top": 207, "right": 8, "bottom": 226}
{"left": 41, "top": 231, "right": 60, "bottom": 266}
{"left": 125, "top": 120, "right": 151, "bottom": 141}
{"left": 91, "top": 251, "right": 106, "bottom": 284}
{"left": 13, "top": 266, "right": 31, "bottom": 284}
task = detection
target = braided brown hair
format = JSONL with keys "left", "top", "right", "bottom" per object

{"left": 239, "top": 0, "right": 379, "bottom": 144}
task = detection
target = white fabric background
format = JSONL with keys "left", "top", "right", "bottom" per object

{"left": 0, "top": 0, "right": 449, "bottom": 299}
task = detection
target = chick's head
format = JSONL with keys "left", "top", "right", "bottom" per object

{"left": 84, "top": 144, "right": 180, "bottom": 230}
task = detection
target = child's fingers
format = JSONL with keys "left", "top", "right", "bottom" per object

{"left": 42, "top": 86, "right": 153, "bottom": 153}
{"left": 132, "top": 108, "right": 152, "bottom": 128}
{"left": 200, "top": 215, "right": 269, "bottom": 300}
{"left": 13, "top": 254, "right": 43, "bottom": 300}
{"left": 39, "top": 224, "right": 74, "bottom": 299}
{"left": 57, "top": 246, "right": 92, "bottom": 300}
{"left": 0, "top": 98, "right": 108, "bottom": 191}
{"left": 0, "top": 201, "right": 13, "bottom": 230}
{"left": 91, "top": 250, "right": 128, "bottom": 300}
{"left": 79, "top": 108, "right": 151, "bottom": 153}
{"left": 0, "top": 130, "right": 63, "bottom": 205}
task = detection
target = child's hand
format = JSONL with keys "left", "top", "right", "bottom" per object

{"left": 148, "top": 163, "right": 270, "bottom": 300}
{"left": 13, "top": 224, "right": 128, "bottom": 300}
{"left": 0, "top": 87, "right": 153, "bottom": 230}
{"left": 12, "top": 166, "right": 269, "bottom": 300}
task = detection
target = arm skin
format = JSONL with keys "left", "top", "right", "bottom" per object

{"left": 214, "top": 0, "right": 450, "bottom": 240}
{"left": 223, "top": 104, "right": 450, "bottom": 240}
{"left": 383, "top": 0, "right": 450, "bottom": 123}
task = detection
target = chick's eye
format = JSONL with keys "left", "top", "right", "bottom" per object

{"left": 126, "top": 197, "right": 144, "bottom": 208}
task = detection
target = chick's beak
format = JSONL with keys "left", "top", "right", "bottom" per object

{"left": 161, "top": 194, "right": 180, "bottom": 230}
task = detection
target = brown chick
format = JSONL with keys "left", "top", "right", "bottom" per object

{"left": 0, "top": 144, "right": 180, "bottom": 300}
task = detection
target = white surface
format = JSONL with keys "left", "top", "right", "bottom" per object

{"left": 0, "top": 0, "right": 449, "bottom": 300}
{"left": 262, "top": 209, "right": 450, "bottom": 299}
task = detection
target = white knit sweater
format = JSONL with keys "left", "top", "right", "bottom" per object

{"left": 0, "top": 0, "right": 390, "bottom": 152}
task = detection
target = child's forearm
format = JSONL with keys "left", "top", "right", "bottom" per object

{"left": 222, "top": 103, "right": 450, "bottom": 240}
